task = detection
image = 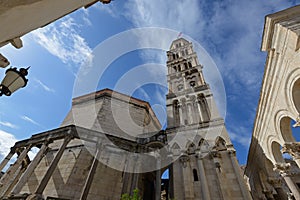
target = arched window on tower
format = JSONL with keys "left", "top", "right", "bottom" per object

{"left": 184, "top": 63, "right": 188, "bottom": 70}
{"left": 173, "top": 66, "right": 177, "bottom": 73}
{"left": 188, "top": 62, "right": 192, "bottom": 68}
{"left": 198, "top": 94, "right": 210, "bottom": 122}
{"left": 190, "top": 81, "right": 196, "bottom": 87}
{"left": 185, "top": 49, "right": 188, "bottom": 56}
{"left": 177, "top": 84, "right": 183, "bottom": 92}
{"left": 193, "top": 169, "right": 199, "bottom": 181}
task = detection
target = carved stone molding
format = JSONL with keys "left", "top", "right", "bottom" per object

{"left": 228, "top": 150, "right": 236, "bottom": 157}
{"left": 274, "top": 163, "right": 291, "bottom": 176}
{"left": 262, "top": 189, "right": 274, "bottom": 198}
{"left": 281, "top": 142, "right": 300, "bottom": 159}
{"left": 268, "top": 177, "right": 282, "bottom": 188}
{"left": 195, "top": 151, "right": 204, "bottom": 160}
{"left": 211, "top": 150, "right": 221, "bottom": 158}
{"left": 179, "top": 154, "right": 189, "bottom": 168}
{"left": 293, "top": 115, "right": 300, "bottom": 127}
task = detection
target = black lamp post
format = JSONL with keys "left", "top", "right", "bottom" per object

{"left": 0, "top": 67, "right": 30, "bottom": 96}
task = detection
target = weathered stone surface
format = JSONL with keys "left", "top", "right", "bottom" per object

{"left": 0, "top": 38, "right": 250, "bottom": 200}
{"left": 246, "top": 5, "right": 300, "bottom": 200}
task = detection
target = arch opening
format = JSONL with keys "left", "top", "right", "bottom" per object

{"left": 271, "top": 141, "right": 285, "bottom": 163}
{"left": 161, "top": 168, "right": 170, "bottom": 200}
{"left": 280, "top": 117, "right": 295, "bottom": 143}
{"left": 292, "top": 78, "right": 300, "bottom": 113}
{"left": 193, "top": 169, "right": 199, "bottom": 181}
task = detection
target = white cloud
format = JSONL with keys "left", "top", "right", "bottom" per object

{"left": 118, "top": 1, "right": 296, "bottom": 96}
{"left": 116, "top": 0, "right": 297, "bottom": 121}
{"left": 28, "top": 147, "right": 39, "bottom": 160}
{"left": 34, "top": 78, "right": 55, "bottom": 93}
{"left": 20, "top": 115, "right": 41, "bottom": 127}
{"left": 31, "top": 16, "right": 93, "bottom": 73}
{"left": 0, "top": 121, "right": 18, "bottom": 129}
{"left": 122, "top": 0, "right": 205, "bottom": 65}
{"left": 200, "top": 1, "right": 295, "bottom": 93}
{"left": 0, "top": 130, "right": 17, "bottom": 161}
{"left": 94, "top": 3, "right": 119, "bottom": 18}
{"left": 228, "top": 127, "right": 251, "bottom": 148}
{"left": 123, "top": 0, "right": 204, "bottom": 35}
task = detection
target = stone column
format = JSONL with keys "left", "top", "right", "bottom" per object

{"left": 196, "top": 98, "right": 204, "bottom": 123}
{"left": 155, "top": 154, "right": 161, "bottom": 200}
{"left": 0, "top": 148, "right": 15, "bottom": 172}
{"left": 80, "top": 143, "right": 101, "bottom": 200}
{"left": 121, "top": 153, "right": 131, "bottom": 195}
{"left": 275, "top": 163, "right": 300, "bottom": 200}
{"left": 172, "top": 159, "right": 185, "bottom": 199}
{"left": 281, "top": 142, "right": 300, "bottom": 168}
{"left": 196, "top": 154, "right": 210, "bottom": 200}
{"left": 187, "top": 103, "right": 193, "bottom": 124}
{"left": 11, "top": 143, "right": 49, "bottom": 194}
{"left": 0, "top": 145, "right": 32, "bottom": 196}
{"left": 192, "top": 100, "right": 200, "bottom": 123}
{"left": 182, "top": 74, "right": 187, "bottom": 90}
{"left": 180, "top": 155, "right": 193, "bottom": 199}
{"left": 178, "top": 103, "right": 183, "bottom": 126}
{"left": 181, "top": 101, "right": 188, "bottom": 125}
{"left": 211, "top": 151, "right": 224, "bottom": 199}
{"left": 34, "top": 136, "right": 72, "bottom": 195}
{"left": 130, "top": 154, "right": 140, "bottom": 193}
{"left": 228, "top": 150, "right": 252, "bottom": 200}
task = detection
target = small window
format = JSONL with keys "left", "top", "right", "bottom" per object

{"left": 188, "top": 62, "right": 192, "bottom": 68}
{"left": 190, "top": 81, "right": 196, "bottom": 87}
{"left": 184, "top": 63, "right": 188, "bottom": 70}
{"left": 185, "top": 49, "right": 188, "bottom": 55}
{"left": 193, "top": 169, "right": 199, "bottom": 181}
{"left": 173, "top": 66, "right": 177, "bottom": 72}
{"left": 177, "top": 84, "right": 183, "bottom": 91}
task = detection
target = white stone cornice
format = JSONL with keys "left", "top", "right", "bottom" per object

{"left": 262, "top": 5, "right": 300, "bottom": 51}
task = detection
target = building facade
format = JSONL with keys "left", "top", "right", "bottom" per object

{"left": 245, "top": 5, "right": 300, "bottom": 200}
{"left": 0, "top": 39, "right": 250, "bottom": 200}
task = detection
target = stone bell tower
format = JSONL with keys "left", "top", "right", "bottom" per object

{"left": 166, "top": 38, "right": 220, "bottom": 128}
{"left": 166, "top": 38, "right": 252, "bottom": 200}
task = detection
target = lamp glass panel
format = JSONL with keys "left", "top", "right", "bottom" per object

{"left": 1, "top": 70, "right": 19, "bottom": 86}
{"left": 8, "top": 76, "right": 25, "bottom": 93}
{"left": 1, "top": 70, "right": 25, "bottom": 93}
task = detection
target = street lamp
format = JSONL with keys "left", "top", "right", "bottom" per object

{"left": 0, "top": 67, "right": 29, "bottom": 96}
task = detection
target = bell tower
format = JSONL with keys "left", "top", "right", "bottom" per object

{"left": 166, "top": 38, "right": 252, "bottom": 200}
{"left": 166, "top": 38, "right": 220, "bottom": 128}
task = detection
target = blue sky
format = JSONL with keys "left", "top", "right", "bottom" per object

{"left": 0, "top": 0, "right": 300, "bottom": 165}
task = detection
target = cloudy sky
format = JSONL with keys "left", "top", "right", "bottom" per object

{"left": 0, "top": 0, "right": 300, "bottom": 165}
